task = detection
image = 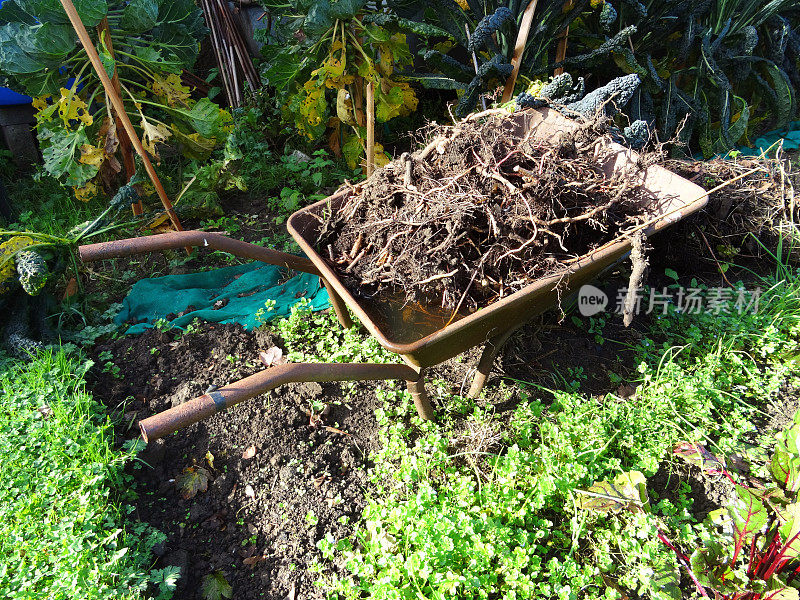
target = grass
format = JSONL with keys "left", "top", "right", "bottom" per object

{"left": 274, "top": 252, "right": 800, "bottom": 599}
{"left": 2, "top": 165, "right": 106, "bottom": 238}
{"left": 0, "top": 350, "right": 174, "bottom": 600}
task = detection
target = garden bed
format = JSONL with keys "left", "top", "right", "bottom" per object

{"left": 81, "top": 162, "right": 800, "bottom": 598}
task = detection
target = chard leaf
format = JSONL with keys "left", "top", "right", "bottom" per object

{"left": 771, "top": 448, "right": 800, "bottom": 493}
{"left": 768, "top": 586, "right": 800, "bottom": 600}
{"left": 778, "top": 502, "right": 800, "bottom": 559}
{"left": 772, "top": 415, "right": 800, "bottom": 492}
{"left": 690, "top": 542, "right": 746, "bottom": 593}
{"left": 673, "top": 441, "right": 726, "bottom": 475}
{"left": 576, "top": 470, "right": 649, "bottom": 513}
{"left": 730, "top": 484, "right": 767, "bottom": 545}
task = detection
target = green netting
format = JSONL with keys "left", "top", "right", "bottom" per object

{"left": 737, "top": 120, "right": 800, "bottom": 156}
{"left": 114, "top": 261, "right": 330, "bottom": 334}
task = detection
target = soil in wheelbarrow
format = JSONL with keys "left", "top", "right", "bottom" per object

{"left": 315, "top": 111, "right": 655, "bottom": 314}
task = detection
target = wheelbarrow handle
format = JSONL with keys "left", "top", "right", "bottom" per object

{"left": 139, "top": 362, "right": 430, "bottom": 442}
{"left": 78, "top": 230, "right": 320, "bottom": 275}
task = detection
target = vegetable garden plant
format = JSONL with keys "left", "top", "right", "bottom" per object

{"left": 0, "top": 0, "right": 232, "bottom": 201}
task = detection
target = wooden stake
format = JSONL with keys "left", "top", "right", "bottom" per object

{"left": 366, "top": 81, "right": 375, "bottom": 177}
{"left": 96, "top": 17, "right": 142, "bottom": 216}
{"left": 58, "top": 0, "right": 187, "bottom": 243}
{"left": 501, "top": 0, "right": 539, "bottom": 103}
{"left": 553, "top": 3, "right": 571, "bottom": 77}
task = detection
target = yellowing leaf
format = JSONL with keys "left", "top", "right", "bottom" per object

{"left": 373, "top": 143, "right": 391, "bottom": 168}
{"left": 78, "top": 144, "right": 105, "bottom": 167}
{"left": 336, "top": 88, "right": 356, "bottom": 126}
{"left": 576, "top": 470, "right": 649, "bottom": 513}
{"left": 141, "top": 117, "right": 171, "bottom": 157}
{"left": 0, "top": 236, "right": 35, "bottom": 286}
{"left": 57, "top": 87, "right": 92, "bottom": 127}
{"left": 72, "top": 179, "right": 98, "bottom": 202}
{"left": 151, "top": 73, "right": 192, "bottom": 107}
{"left": 32, "top": 95, "right": 48, "bottom": 111}
{"left": 175, "top": 466, "right": 211, "bottom": 500}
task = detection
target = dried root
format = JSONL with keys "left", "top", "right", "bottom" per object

{"left": 315, "top": 110, "right": 652, "bottom": 313}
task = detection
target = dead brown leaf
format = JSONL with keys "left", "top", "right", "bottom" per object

{"left": 176, "top": 466, "right": 211, "bottom": 500}
{"left": 243, "top": 555, "right": 265, "bottom": 568}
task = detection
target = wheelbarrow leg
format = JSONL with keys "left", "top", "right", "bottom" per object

{"left": 467, "top": 329, "right": 515, "bottom": 398}
{"left": 321, "top": 278, "right": 353, "bottom": 329}
{"left": 406, "top": 375, "right": 434, "bottom": 421}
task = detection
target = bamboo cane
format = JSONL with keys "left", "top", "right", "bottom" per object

{"left": 58, "top": 0, "right": 187, "bottom": 243}
{"left": 366, "top": 82, "right": 375, "bottom": 177}
{"left": 553, "top": 0, "right": 571, "bottom": 77}
{"left": 501, "top": 0, "right": 539, "bottom": 103}
{"left": 553, "top": 25, "right": 569, "bottom": 76}
{"left": 96, "top": 17, "right": 142, "bottom": 216}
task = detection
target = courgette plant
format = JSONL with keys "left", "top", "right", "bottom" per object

{"left": 260, "top": 0, "right": 441, "bottom": 168}
{"left": 0, "top": 0, "right": 233, "bottom": 200}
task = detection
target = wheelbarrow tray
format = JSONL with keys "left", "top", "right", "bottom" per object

{"left": 287, "top": 107, "right": 709, "bottom": 369}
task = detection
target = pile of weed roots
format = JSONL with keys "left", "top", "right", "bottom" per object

{"left": 315, "top": 110, "right": 650, "bottom": 313}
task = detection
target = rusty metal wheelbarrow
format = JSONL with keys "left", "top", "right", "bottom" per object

{"left": 78, "top": 108, "right": 709, "bottom": 443}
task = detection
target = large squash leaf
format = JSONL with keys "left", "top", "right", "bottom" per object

{"left": 38, "top": 123, "right": 99, "bottom": 186}
{"left": 120, "top": 0, "right": 159, "bottom": 33}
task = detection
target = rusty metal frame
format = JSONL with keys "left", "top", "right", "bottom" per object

{"left": 138, "top": 362, "right": 427, "bottom": 442}
{"left": 79, "top": 230, "right": 354, "bottom": 330}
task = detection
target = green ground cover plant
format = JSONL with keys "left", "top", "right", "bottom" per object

{"left": 275, "top": 250, "right": 800, "bottom": 599}
{"left": 0, "top": 350, "right": 172, "bottom": 599}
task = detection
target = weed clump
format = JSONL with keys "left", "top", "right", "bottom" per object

{"left": 315, "top": 109, "right": 655, "bottom": 313}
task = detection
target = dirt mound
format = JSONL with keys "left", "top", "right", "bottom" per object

{"left": 315, "top": 111, "right": 652, "bottom": 314}
{"left": 89, "top": 323, "right": 380, "bottom": 600}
